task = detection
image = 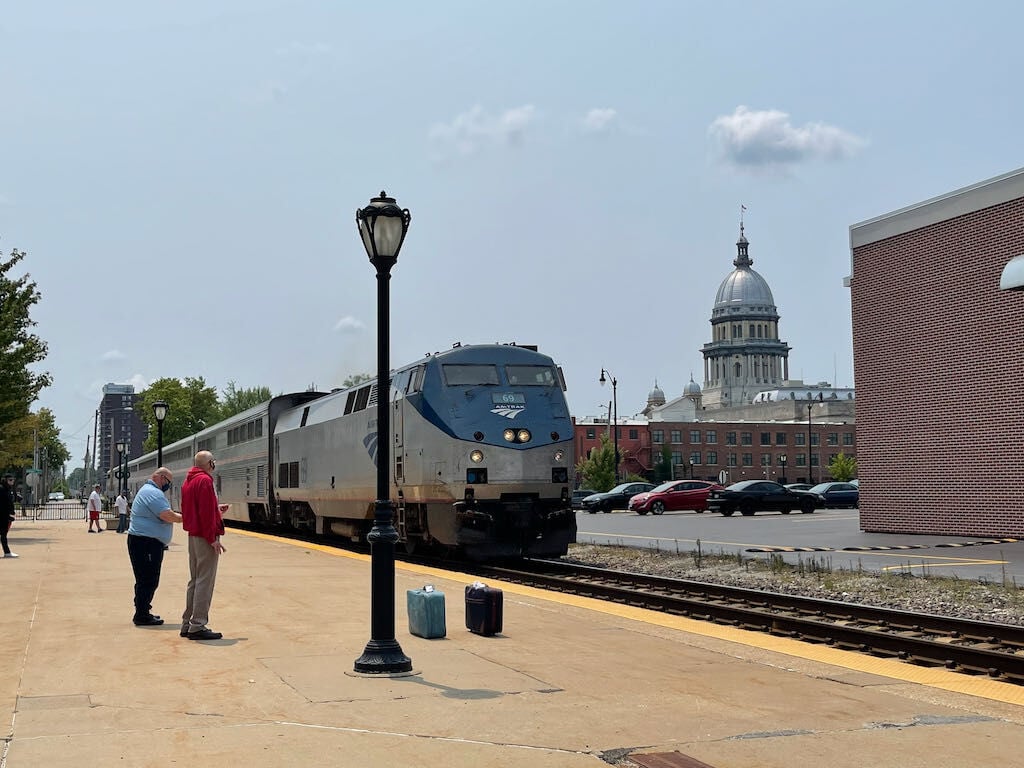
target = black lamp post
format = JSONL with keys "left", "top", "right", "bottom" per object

{"left": 599, "top": 368, "right": 619, "bottom": 483}
{"left": 153, "top": 400, "right": 169, "bottom": 468}
{"left": 806, "top": 402, "right": 814, "bottom": 485}
{"left": 779, "top": 454, "right": 787, "bottom": 485}
{"left": 353, "top": 191, "right": 413, "bottom": 676}
{"left": 115, "top": 439, "right": 127, "bottom": 496}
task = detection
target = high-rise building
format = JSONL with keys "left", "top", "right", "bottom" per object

{"left": 97, "top": 384, "right": 146, "bottom": 493}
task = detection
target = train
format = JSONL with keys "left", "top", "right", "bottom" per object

{"left": 126, "top": 342, "right": 577, "bottom": 560}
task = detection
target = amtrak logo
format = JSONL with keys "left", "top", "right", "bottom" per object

{"left": 491, "top": 405, "right": 525, "bottom": 419}
{"left": 363, "top": 432, "right": 378, "bottom": 468}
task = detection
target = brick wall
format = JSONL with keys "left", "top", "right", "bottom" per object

{"left": 852, "top": 197, "right": 1024, "bottom": 535}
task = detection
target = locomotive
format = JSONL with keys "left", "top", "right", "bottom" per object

{"left": 126, "top": 343, "right": 576, "bottom": 560}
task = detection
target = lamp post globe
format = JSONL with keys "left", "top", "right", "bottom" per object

{"left": 779, "top": 454, "right": 787, "bottom": 485}
{"left": 152, "top": 400, "right": 169, "bottom": 468}
{"left": 353, "top": 191, "right": 413, "bottom": 676}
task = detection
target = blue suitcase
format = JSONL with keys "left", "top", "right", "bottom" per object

{"left": 407, "top": 585, "right": 446, "bottom": 639}
{"left": 465, "top": 582, "right": 503, "bottom": 636}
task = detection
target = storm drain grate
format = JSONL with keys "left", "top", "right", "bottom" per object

{"left": 629, "top": 752, "right": 718, "bottom": 768}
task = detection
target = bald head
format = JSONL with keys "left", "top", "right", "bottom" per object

{"left": 194, "top": 451, "right": 215, "bottom": 473}
{"left": 151, "top": 467, "right": 173, "bottom": 485}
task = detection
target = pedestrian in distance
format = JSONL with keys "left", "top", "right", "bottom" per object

{"left": 86, "top": 483, "right": 103, "bottom": 532}
{"left": 127, "top": 468, "right": 182, "bottom": 626}
{"left": 180, "top": 451, "right": 228, "bottom": 641}
{"left": 115, "top": 489, "right": 130, "bottom": 533}
{"left": 0, "top": 475, "right": 18, "bottom": 558}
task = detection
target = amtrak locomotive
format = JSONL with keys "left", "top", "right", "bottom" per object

{"left": 126, "top": 343, "right": 576, "bottom": 560}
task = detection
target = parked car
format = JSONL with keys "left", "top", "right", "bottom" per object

{"left": 707, "top": 480, "right": 824, "bottom": 516}
{"left": 628, "top": 480, "right": 724, "bottom": 515}
{"left": 784, "top": 483, "right": 814, "bottom": 492}
{"left": 806, "top": 481, "right": 859, "bottom": 508}
{"left": 581, "top": 482, "right": 657, "bottom": 514}
{"left": 47, "top": 492, "right": 65, "bottom": 502}
{"left": 571, "top": 489, "right": 598, "bottom": 510}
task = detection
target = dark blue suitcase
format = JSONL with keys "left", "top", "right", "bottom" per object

{"left": 465, "top": 582, "right": 503, "bottom": 636}
{"left": 407, "top": 585, "right": 446, "bottom": 639}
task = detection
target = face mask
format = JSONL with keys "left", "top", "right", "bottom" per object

{"left": 160, "top": 481, "right": 171, "bottom": 492}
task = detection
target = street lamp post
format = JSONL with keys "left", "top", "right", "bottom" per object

{"left": 806, "top": 402, "right": 814, "bottom": 485}
{"left": 353, "top": 191, "right": 413, "bottom": 676}
{"left": 599, "top": 369, "right": 619, "bottom": 483}
{"left": 153, "top": 400, "right": 169, "bottom": 468}
{"left": 779, "top": 454, "right": 787, "bottom": 485}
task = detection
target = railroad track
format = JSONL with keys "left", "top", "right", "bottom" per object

{"left": 466, "top": 558, "right": 1024, "bottom": 685}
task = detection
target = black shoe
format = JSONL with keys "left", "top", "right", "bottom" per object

{"left": 187, "top": 628, "right": 223, "bottom": 641}
{"left": 180, "top": 625, "right": 190, "bottom": 637}
{"left": 133, "top": 616, "right": 164, "bottom": 626}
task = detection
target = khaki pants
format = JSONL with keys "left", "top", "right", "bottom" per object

{"left": 182, "top": 535, "right": 220, "bottom": 632}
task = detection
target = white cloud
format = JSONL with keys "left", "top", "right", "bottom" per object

{"left": 708, "top": 106, "right": 865, "bottom": 170}
{"left": 581, "top": 108, "right": 618, "bottom": 134}
{"left": 334, "top": 316, "right": 365, "bottom": 333}
{"left": 101, "top": 349, "right": 125, "bottom": 362}
{"left": 429, "top": 104, "right": 538, "bottom": 155}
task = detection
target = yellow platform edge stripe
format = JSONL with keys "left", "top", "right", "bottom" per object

{"left": 237, "top": 529, "right": 1024, "bottom": 707}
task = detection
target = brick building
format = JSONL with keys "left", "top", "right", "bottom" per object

{"left": 849, "top": 167, "right": 1024, "bottom": 535}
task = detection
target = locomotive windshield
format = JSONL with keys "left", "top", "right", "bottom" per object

{"left": 443, "top": 364, "right": 500, "bottom": 386}
{"left": 505, "top": 365, "right": 558, "bottom": 386}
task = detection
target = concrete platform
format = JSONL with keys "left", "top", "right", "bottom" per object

{"left": 4, "top": 520, "right": 1024, "bottom": 767}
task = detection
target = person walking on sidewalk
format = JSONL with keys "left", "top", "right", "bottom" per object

{"left": 0, "top": 475, "right": 18, "bottom": 558}
{"left": 87, "top": 484, "right": 103, "bottom": 532}
{"left": 127, "top": 468, "right": 182, "bottom": 626}
{"left": 180, "top": 451, "right": 228, "bottom": 641}
{"left": 115, "top": 490, "right": 130, "bottom": 533}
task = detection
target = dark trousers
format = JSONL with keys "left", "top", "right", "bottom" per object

{"left": 116, "top": 513, "right": 128, "bottom": 533}
{"left": 127, "top": 534, "right": 166, "bottom": 620}
{"left": 1, "top": 516, "right": 11, "bottom": 555}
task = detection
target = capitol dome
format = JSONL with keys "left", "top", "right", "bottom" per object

{"left": 713, "top": 229, "right": 776, "bottom": 311}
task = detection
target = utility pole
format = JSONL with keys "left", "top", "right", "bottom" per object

{"left": 82, "top": 436, "right": 90, "bottom": 495}
{"left": 91, "top": 409, "right": 99, "bottom": 488}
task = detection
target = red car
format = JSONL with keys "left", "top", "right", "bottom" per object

{"left": 627, "top": 480, "right": 724, "bottom": 515}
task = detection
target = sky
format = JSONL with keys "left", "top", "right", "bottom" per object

{"left": 3, "top": 1, "right": 1023, "bottom": 468}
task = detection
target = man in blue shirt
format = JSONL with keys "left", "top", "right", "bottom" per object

{"left": 127, "top": 468, "right": 182, "bottom": 626}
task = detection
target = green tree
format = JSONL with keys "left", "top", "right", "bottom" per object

{"left": 575, "top": 433, "right": 617, "bottom": 492}
{"left": 0, "top": 408, "right": 68, "bottom": 477}
{"left": 653, "top": 445, "right": 673, "bottom": 482}
{"left": 219, "top": 381, "right": 274, "bottom": 420}
{"left": 341, "top": 373, "right": 373, "bottom": 388}
{"left": 828, "top": 453, "right": 858, "bottom": 482}
{"left": 138, "top": 377, "right": 221, "bottom": 452}
{"left": 0, "top": 248, "right": 52, "bottom": 435}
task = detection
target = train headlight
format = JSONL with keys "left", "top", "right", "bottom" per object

{"left": 470, "top": 449, "right": 484, "bottom": 463}
{"left": 517, "top": 429, "right": 531, "bottom": 443}
{"left": 503, "top": 428, "right": 516, "bottom": 442}
{"left": 553, "top": 449, "right": 565, "bottom": 462}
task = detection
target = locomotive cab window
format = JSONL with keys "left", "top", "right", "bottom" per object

{"left": 442, "top": 364, "right": 499, "bottom": 386}
{"left": 504, "top": 365, "right": 557, "bottom": 386}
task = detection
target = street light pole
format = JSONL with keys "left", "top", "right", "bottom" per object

{"left": 599, "top": 369, "right": 619, "bottom": 483}
{"left": 780, "top": 454, "right": 787, "bottom": 485}
{"left": 806, "top": 402, "right": 814, "bottom": 485}
{"left": 353, "top": 191, "right": 413, "bottom": 676}
{"left": 153, "top": 400, "right": 169, "bottom": 468}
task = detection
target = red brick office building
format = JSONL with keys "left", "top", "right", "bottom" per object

{"left": 849, "top": 167, "right": 1024, "bottom": 535}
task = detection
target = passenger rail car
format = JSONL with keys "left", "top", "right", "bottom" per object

{"left": 126, "top": 343, "right": 576, "bottom": 560}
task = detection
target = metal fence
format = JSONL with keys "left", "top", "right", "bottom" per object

{"left": 20, "top": 501, "right": 117, "bottom": 522}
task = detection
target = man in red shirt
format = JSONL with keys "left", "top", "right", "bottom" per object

{"left": 180, "top": 451, "right": 228, "bottom": 641}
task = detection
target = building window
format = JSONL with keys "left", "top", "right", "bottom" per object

{"left": 705, "top": 430, "right": 717, "bottom": 444}
{"left": 671, "top": 451, "right": 682, "bottom": 466}
{"left": 796, "top": 454, "right": 807, "bottom": 467}
{"left": 652, "top": 430, "right": 663, "bottom": 444}
{"left": 843, "top": 432, "right": 854, "bottom": 446}
{"left": 828, "top": 432, "right": 839, "bottom": 446}
{"left": 742, "top": 453, "right": 753, "bottom": 466}
{"left": 706, "top": 451, "right": 718, "bottom": 465}
{"left": 775, "top": 432, "right": 787, "bottom": 445}
{"left": 689, "top": 430, "right": 701, "bottom": 443}
{"left": 810, "top": 454, "right": 819, "bottom": 467}
{"left": 727, "top": 453, "right": 738, "bottom": 467}
{"left": 670, "top": 430, "right": 682, "bottom": 443}
{"left": 629, "top": 428, "right": 638, "bottom": 440}
{"left": 811, "top": 434, "right": 820, "bottom": 447}
{"left": 741, "top": 432, "right": 752, "bottom": 446}
{"left": 760, "top": 432, "right": 771, "bottom": 446}
{"left": 795, "top": 433, "right": 806, "bottom": 446}
{"left": 726, "top": 431, "right": 737, "bottom": 445}
{"left": 586, "top": 428, "right": 595, "bottom": 439}
{"left": 690, "top": 452, "right": 701, "bottom": 466}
